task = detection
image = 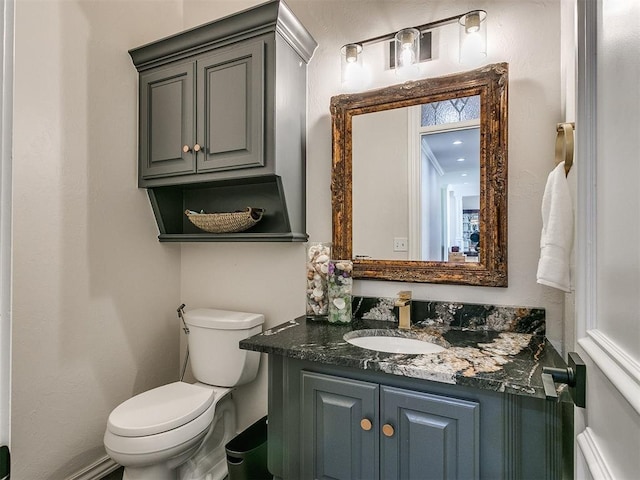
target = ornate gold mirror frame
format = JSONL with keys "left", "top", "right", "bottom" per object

{"left": 331, "top": 63, "right": 508, "bottom": 286}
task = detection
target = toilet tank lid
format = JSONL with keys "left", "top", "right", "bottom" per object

{"left": 184, "top": 308, "right": 265, "bottom": 330}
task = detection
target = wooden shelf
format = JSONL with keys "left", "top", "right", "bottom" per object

{"left": 148, "top": 175, "right": 307, "bottom": 242}
{"left": 158, "top": 232, "right": 308, "bottom": 242}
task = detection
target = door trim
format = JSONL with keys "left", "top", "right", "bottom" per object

{"left": 573, "top": 0, "right": 597, "bottom": 476}
{"left": 408, "top": 106, "right": 421, "bottom": 260}
{"left": 579, "top": 333, "right": 640, "bottom": 414}
{"left": 575, "top": 0, "right": 598, "bottom": 340}
{"left": 576, "top": 427, "right": 613, "bottom": 480}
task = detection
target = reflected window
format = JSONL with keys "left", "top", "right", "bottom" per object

{"left": 421, "top": 95, "right": 481, "bottom": 127}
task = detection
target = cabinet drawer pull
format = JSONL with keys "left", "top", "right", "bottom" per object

{"left": 193, "top": 143, "right": 202, "bottom": 152}
{"left": 360, "top": 418, "right": 372, "bottom": 431}
{"left": 382, "top": 424, "right": 395, "bottom": 437}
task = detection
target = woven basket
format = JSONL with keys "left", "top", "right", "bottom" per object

{"left": 185, "top": 207, "right": 264, "bottom": 234}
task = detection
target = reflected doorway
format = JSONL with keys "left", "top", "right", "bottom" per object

{"left": 412, "top": 125, "right": 480, "bottom": 262}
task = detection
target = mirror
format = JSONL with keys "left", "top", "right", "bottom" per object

{"left": 351, "top": 98, "right": 482, "bottom": 262}
{"left": 331, "top": 63, "right": 508, "bottom": 286}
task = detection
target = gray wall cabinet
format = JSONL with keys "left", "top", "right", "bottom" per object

{"left": 140, "top": 62, "right": 196, "bottom": 179}
{"left": 129, "top": 0, "right": 317, "bottom": 241}
{"left": 139, "top": 40, "right": 265, "bottom": 181}
{"left": 196, "top": 41, "right": 264, "bottom": 174}
{"left": 269, "top": 356, "right": 568, "bottom": 480}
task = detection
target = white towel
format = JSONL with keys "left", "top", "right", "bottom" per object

{"left": 536, "top": 161, "right": 573, "bottom": 292}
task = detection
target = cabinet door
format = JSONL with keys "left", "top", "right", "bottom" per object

{"left": 139, "top": 62, "right": 196, "bottom": 179}
{"left": 197, "top": 40, "right": 265, "bottom": 173}
{"left": 301, "top": 371, "right": 379, "bottom": 480}
{"left": 381, "top": 386, "right": 480, "bottom": 480}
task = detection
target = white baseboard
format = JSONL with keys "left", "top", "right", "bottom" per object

{"left": 66, "top": 455, "right": 120, "bottom": 480}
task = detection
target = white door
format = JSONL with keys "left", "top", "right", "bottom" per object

{"left": 573, "top": 0, "right": 640, "bottom": 478}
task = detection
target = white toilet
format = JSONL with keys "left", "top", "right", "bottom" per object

{"left": 104, "top": 308, "right": 264, "bottom": 480}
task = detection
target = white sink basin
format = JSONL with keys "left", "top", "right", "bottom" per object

{"left": 344, "top": 330, "right": 446, "bottom": 355}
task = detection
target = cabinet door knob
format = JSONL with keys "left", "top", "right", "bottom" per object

{"left": 182, "top": 145, "right": 191, "bottom": 153}
{"left": 382, "top": 424, "right": 395, "bottom": 437}
{"left": 193, "top": 143, "right": 202, "bottom": 152}
{"left": 360, "top": 418, "right": 372, "bottom": 431}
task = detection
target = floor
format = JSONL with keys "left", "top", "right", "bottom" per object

{"left": 100, "top": 467, "right": 236, "bottom": 479}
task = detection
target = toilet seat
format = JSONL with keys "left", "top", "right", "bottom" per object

{"left": 104, "top": 382, "right": 231, "bottom": 456}
{"left": 108, "top": 382, "right": 217, "bottom": 437}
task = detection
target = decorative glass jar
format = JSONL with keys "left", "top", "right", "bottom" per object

{"left": 306, "top": 242, "right": 332, "bottom": 318}
{"left": 328, "top": 259, "right": 353, "bottom": 324}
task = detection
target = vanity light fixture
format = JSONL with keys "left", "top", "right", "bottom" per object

{"left": 459, "top": 10, "right": 487, "bottom": 64}
{"left": 340, "top": 43, "right": 369, "bottom": 91}
{"left": 340, "top": 10, "right": 487, "bottom": 89}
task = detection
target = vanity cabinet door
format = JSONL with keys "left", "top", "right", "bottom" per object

{"left": 139, "top": 61, "right": 196, "bottom": 179}
{"left": 301, "top": 371, "right": 379, "bottom": 480}
{"left": 196, "top": 40, "right": 265, "bottom": 174}
{"left": 380, "top": 386, "right": 480, "bottom": 480}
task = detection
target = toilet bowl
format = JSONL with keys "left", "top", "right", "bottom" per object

{"left": 104, "top": 309, "right": 264, "bottom": 480}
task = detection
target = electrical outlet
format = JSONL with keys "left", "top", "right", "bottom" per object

{"left": 393, "top": 237, "right": 408, "bottom": 252}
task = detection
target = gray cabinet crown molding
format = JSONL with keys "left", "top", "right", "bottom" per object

{"left": 129, "top": 0, "right": 317, "bottom": 71}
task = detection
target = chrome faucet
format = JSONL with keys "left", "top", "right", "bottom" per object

{"left": 395, "top": 291, "right": 412, "bottom": 330}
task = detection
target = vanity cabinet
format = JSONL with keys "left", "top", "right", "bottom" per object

{"left": 128, "top": 0, "right": 317, "bottom": 241}
{"left": 139, "top": 40, "right": 265, "bottom": 181}
{"left": 301, "top": 372, "right": 377, "bottom": 479}
{"left": 268, "top": 356, "right": 566, "bottom": 480}
{"left": 301, "top": 371, "right": 479, "bottom": 480}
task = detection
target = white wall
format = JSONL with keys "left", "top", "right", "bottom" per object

{"left": 352, "top": 108, "right": 408, "bottom": 260}
{"left": 180, "top": 0, "right": 565, "bottom": 432}
{"left": 11, "top": 1, "right": 183, "bottom": 478}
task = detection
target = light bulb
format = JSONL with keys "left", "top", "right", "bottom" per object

{"left": 460, "top": 31, "right": 486, "bottom": 63}
{"left": 340, "top": 43, "right": 369, "bottom": 91}
{"left": 459, "top": 10, "right": 487, "bottom": 64}
{"left": 399, "top": 46, "right": 415, "bottom": 67}
{"left": 344, "top": 44, "right": 359, "bottom": 64}
{"left": 394, "top": 28, "right": 421, "bottom": 79}
{"left": 464, "top": 12, "right": 481, "bottom": 34}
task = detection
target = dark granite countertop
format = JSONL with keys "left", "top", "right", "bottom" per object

{"left": 240, "top": 316, "right": 569, "bottom": 400}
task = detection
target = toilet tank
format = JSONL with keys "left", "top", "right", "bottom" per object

{"left": 183, "top": 308, "right": 264, "bottom": 387}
